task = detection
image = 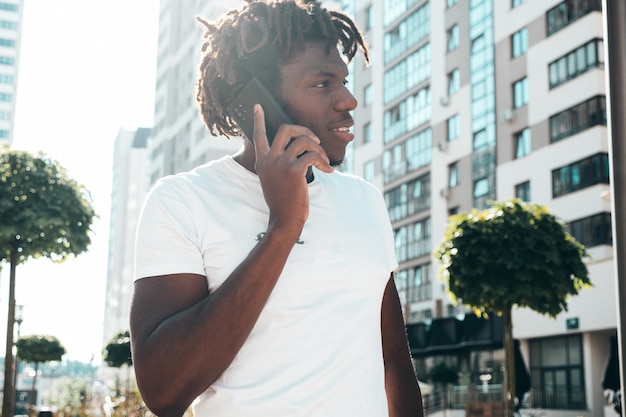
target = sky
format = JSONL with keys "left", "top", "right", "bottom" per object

{"left": 0, "top": 1, "right": 160, "bottom": 363}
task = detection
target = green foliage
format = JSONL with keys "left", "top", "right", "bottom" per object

{"left": 434, "top": 199, "right": 592, "bottom": 318}
{"left": 0, "top": 145, "right": 96, "bottom": 264}
{"left": 47, "top": 378, "right": 93, "bottom": 417}
{"left": 428, "top": 362, "right": 458, "bottom": 386}
{"left": 103, "top": 330, "right": 132, "bottom": 368}
{"left": 16, "top": 334, "right": 66, "bottom": 364}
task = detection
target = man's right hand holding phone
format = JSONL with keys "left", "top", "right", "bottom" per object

{"left": 252, "top": 103, "right": 333, "bottom": 242}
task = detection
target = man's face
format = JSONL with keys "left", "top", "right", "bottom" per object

{"left": 277, "top": 43, "right": 357, "bottom": 167}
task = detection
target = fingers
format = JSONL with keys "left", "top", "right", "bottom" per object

{"left": 252, "top": 104, "right": 270, "bottom": 156}
{"left": 253, "top": 104, "right": 333, "bottom": 174}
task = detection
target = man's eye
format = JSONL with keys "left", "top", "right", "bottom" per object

{"left": 313, "top": 81, "right": 330, "bottom": 88}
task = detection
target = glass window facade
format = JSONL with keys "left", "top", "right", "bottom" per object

{"left": 552, "top": 152, "right": 609, "bottom": 198}
{"left": 384, "top": 42, "right": 431, "bottom": 104}
{"left": 384, "top": 2, "right": 430, "bottom": 63}
{"left": 566, "top": 212, "right": 612, "bottom": 247}
{"left": 511, "top": 27, "right": 528, "bottom": 58}
{"left": 549, "top": 39, "right": 604, "bottom": 89}
{"left": 546, "top": 0, "right": 602, "bottom": 36}
{"left": 513, "top": 77, "right": 529, "bottom": 108}
{"left": 448, "top": 69, "right": 460, "bottom": 96}
{"left": 385, "top": 173, "right": 431, "bottom": 222}
{"left": 447, "top": 24, "right": 459, "bottom": 51}
{"left": 384, "top": 89, "right": 432, "bottom": 144}
{"left": 530, "top": 335, "right": 586, "bottom": 409}
{"left": 549, "top": 95, "right": 606, "bottom": 143}
{"left": 394, "top": 217, "right": 431, "bottom": 262}
{"left": 515, "top": 181, "right": 531, "bottom": 201}
{"left": 447, "top": 114, "right": 460, "bottom": 141}
{"left": 514, "top": 128, "right": 531, "bottom": 159}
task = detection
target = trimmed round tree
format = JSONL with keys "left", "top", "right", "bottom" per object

{"left": 0, "top": 146, "right": 96, "bottom": 417}
{"left": 16, "top": 334, "right": 66, "bottom": 409}
{"left": 434, "top": 199, "right": 591, "bottom": 416}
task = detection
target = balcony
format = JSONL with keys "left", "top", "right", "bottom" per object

{"left": 422, "top": 384, "right": 587, "bottom": 415}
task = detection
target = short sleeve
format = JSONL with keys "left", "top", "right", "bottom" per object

{"left": 134, "top": 178, "right": 206, "bottom": 280}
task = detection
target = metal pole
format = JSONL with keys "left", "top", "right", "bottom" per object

{"left": 602, "top": 2, "right": 626, "bottom": 417}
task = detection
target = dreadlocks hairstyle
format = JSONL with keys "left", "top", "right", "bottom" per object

{"left": 196, "top": 0, "right": 369, "bottom": 139}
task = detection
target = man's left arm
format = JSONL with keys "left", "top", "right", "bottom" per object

{"left": 381, "top": 274, "right": 424, "bottom": 417}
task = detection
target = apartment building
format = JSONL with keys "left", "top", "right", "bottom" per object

{"left": 148, "top": 0, "right": 239, "bottom": 184}
{"left": 0, "top": 0, "right": 23, "bottom": 145}
{"left": 103, "top": 127, "right": 151, "bottom": 345}
{"left": 142, "top": 0, "right": 618, "bottom": 415}
{"left": 344, "top": 0, "right": 615, "bottom": 415}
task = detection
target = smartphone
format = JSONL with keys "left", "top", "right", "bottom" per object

{"left": 226, "top": 77, "right": 292, "bottom": 145}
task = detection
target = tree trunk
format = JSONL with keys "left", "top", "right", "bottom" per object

{"left": 503, "top": 306, "right": 516, "bottom": 417}
{"left": 2, "top": 250, "right": 18, "bottom": 417}
{"left": 29, "top": 362, "right": 40, "bottom": 410}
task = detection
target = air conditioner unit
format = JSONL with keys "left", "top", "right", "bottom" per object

{"left": 501, "top": 108, "right": 515, "bottom": 122}
{"left": 440, "top": 96, "right": 450, "bottom": 107}
{"left": 440, "top": 187, "right": 450, "bottom": 198}
{"left": 437, "top": 140, "right": 448, "bottom": 152}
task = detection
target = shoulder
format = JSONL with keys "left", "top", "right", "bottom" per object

{"left": 149, "top": 155, "right": 235, "bottom": 197}
{"left": 325, "top": 169, "right": 383, "bottom": 197}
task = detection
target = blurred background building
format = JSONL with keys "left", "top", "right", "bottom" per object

{"left": 0, "top": 0, "right": 23, "bottom": 145}
{"left": 103, "top": 0, "right": 618, "bottom": 416}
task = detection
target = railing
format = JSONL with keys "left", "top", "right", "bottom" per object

{"left": 422, "top": 384, "right": 588, "bottom": 415}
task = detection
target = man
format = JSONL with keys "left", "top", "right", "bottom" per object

{"left": 130, "top": 1, "right": 424, "bottom": 416}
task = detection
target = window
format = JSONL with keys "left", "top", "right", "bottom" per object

{"left": 384, "top": 89, "right": 432, "bottom": 144}
{"left": 448, "top": 69, "right": 460, "bottom": 96}
{"left": 405, "top": 128, "right": 432, "bottom": 172}
{"left": 0, "top": 110, "right": 10, "bottom": 120}
{"left": 384, "top": 3, "right": 430, "bottom": 62}
{"left": 0, "top": 92, "right": 11, "bottom": 102}
{"left": 529, "top": 335, "right": 586, "bottom": 409}
{"left": 365, "top": 5, "right": 374, "bottom": 31}
{"left": 513, "top": 77, "right": 529, "bottom": 108}
{"left": 407, "top": 263, "right": 431, "bottom": 303}
{"left": 511, "top": 28, "right": 528, "bottom": 58}
{"left": 566, "top": 212, "right": 612, "bottom": 247}
{"left": 514, "top": 128, "right": 531, "bottom": 159}
{"left": 447, "top": 25, "right": 459, "bottom": 52}
{"left": 552, "top": 153, "right": 609, "bottom": 198}
{"left": 474, "top": 178, "right": 489, "bottom": 197}
{"left": 395, "top": 270, "right": 409, "bottom": 305}
{"left": 0, "top": 73, "right": 11, "bottom": 84}
{"left": 546, "top": 0, "right": 602, "bottom": 36}
{"left": 363, "top": 122, "right": 372, "bottom": 143}
{"left": 447, "top": 0, "right": 458, "bottom": 7}
{"left": 449, "top": 162, "right": 459, "bottom": 188}
{"left": 364, "top": 84, "right": 373, "bottom": 106}
{"left": 549, "top": 95, "right": 606, "bottom": 143}
{"left": 473, "top": 129, "right": 488, "bottom": 150}
{"left": 386, "top": 174, "right": 431, "bottom": 221}
{"left": 512, "top": 0, "right": 526, "bottom": 6}
{"left": 515, "top": 181, "right": 530, "bottom": 202}
{"left": 0, "top": 3, "right": 18, "bottom": 12}
{"left": 0, "top": 38, "right": 15, "bottom": 47}
{"left": 384, "top": 42, "right": 431, "bottom": 103}
{"left": 364, "top": 160, "right": 375, "bottom": 183}
{"left": 549, "top": 39, "right": 604, "bottom": 89}
{"left": 394, "top": 219, "right": 431, "bottom": 263}
{"left": 447, "top": 114, "right": 460, "bottom": 141}
{"left": 0, "top": 129, "right": 8, "bottom": 138}
{"left": 0, "top": 56, "right": 14, "bottom": 66}
{"left": 0, "top": 20, "right": 17, "bottom": 30}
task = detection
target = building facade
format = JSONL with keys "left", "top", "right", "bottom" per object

{"left": 343, "top": 0, "right": 615, "bottom": 416}
{"left": 139, "top": 0, "right": 618, "bottom": 416}
{"left": 0, "top": 0, "right": 23, "bottom": 145}
{"left": 103, "top": 128, "right": 151, "bottom": 345}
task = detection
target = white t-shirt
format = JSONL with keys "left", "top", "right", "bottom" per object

{"left": 134, "top": 155, "right": 398, "bottom": 417}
